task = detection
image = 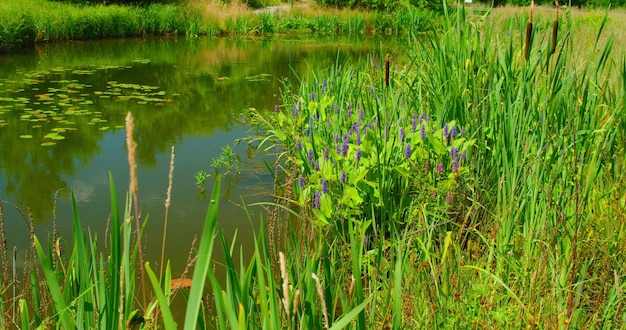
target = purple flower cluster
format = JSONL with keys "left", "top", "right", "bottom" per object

{"left": 314, "top": 190, "right": 320, "bottom": 209}
{"left": 341, "top": 134, "right": 349, "bottom": 157}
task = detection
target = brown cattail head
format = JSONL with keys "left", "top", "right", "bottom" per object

{"left": 525, "top": 1, "right": 534, "bottom": 60}
{"left": 385, "top": 53, "right": 390, "bottom": 87}
{"left": 551, "top": 2, "right": 560, "bottom": 54}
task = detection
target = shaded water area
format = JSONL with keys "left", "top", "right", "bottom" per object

{"left": 0, "top": 35, "right": 395, "bottom": 279}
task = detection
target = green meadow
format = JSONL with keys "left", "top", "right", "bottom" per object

{"left": 1, "top": 1, "right": 626, "bottom": 329}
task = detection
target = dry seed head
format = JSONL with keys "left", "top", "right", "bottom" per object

{"left": 125, "top": 112, "right": 138, "bottom": 196}
{"left": 292, "top": 289, "right": 301, "bottom": 317}
{"left": 279, "top": 251, "right": 290, "bottom": 317}
{"left": 311, "top": 273, "right": 329, "bottom": 329}
{"left": 165, "top": 146, "right": 175, "bottom": 209}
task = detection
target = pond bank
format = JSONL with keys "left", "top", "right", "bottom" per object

{"left": 0, "top": 0, "right": 436, "bottom": 54}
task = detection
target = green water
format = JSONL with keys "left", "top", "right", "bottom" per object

{"left": 0, "top": 35, "right": 394, "bottom": 277}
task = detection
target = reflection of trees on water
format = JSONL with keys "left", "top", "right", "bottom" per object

{"left": 0, "top": 36, "right": 384, "bottom": 221}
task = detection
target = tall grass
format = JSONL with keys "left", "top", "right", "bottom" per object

{"left": 0, "top": 0, "right": 438, "bottom": 53}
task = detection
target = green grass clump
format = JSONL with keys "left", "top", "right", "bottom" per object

{"left": 0, "top": 0, "right": 192, "bottom": 53}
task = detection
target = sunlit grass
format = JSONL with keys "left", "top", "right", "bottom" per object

{"left": 1, "top": 3, "right": 625, "bottom": 329}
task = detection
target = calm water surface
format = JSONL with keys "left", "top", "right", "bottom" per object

{"left": 0, "top": 35, "right": 395, "bottom": 275}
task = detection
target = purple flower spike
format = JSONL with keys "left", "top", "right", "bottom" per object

{"left": 314, "top": 190, "right": 321, "bottom": 209}
{"left": 443, "top": 124, "right": 449, "bottom": 137}
{"left": 342, "top": 135, "right": 349, "bottom": 157}
{"left": 298, "top": 177, "right": 305, "bottom": 188}
{"left": 412, "top": 114, "right": 417, "bottom": 132}
{"left": 437, "top": 162, "right": 443, "bottom": 174}
{"left": 418, "top": 114, "right": 424, "bottom": 124}
{"left": 324, "top": 147, "right": 329, "bottom": 160}
{"left": 370, "top": 87, "right": 375, "bottom": 94}
{"left": 323, "top": 78, "right": 327, "bottom": 88}
{"left": 451, "top": 126, "right": 457, "bottom": 139}
{"left": 321, "top": 87, "right": 325, "bottom": 95}
{"left": 340, "top": 170, "right": 346, "bottom": 184}
{"left": 420, "top": 124, "right": 426, "bottom": 141}
{"left": 311, "top": 92, "right": 316, "bottom": 101}
{"left": 400, "top": 127, "right": 406, "bottom": 143}
{"left": 296, "top": 141, "right": 302, "bottom": 150}
{"left": 347, "top": 109, "right": 352, "bottom": 118}
{"left": 450, "top": 147, "right": 459, "bottom": 160}
{"left": 452, "top": 159, "right": 459, "bottom": 172}
{"left": 461, "top": 151, "right": 467, "bottom": 160}
{"left": 314, "top": 161, "right": 319, "bottom": 171}
{"left": 274, "top": 105, "right": 279, "bottom": 112}
{"left": 358, "top": 109, "right": 364, "bottom": 121}
{"left": 460, "top": 128, "right": 466, "bottom": 135}
{"left": 322, "top": 179, "right": 328, "bottom": 194}
{"left": 308, "top": 149, "right": 314, "bottom": 163}
{"left": 334, "top": 133, "right": 340, "bottom": 143}
{"left": 404, "top": 144, "right": 411, "bottom": 159}
{"left": 292, "top": 105, "right": 297, "bottom": 117}
{"left": 356, "top": 148, "right": 362, "bottom": 163}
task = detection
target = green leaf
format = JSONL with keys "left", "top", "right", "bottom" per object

{"left": 183, "top": 176, "right": 221, "bottom": 330}
{"left": 145, "top": 263, "right": 177, "bottom": 330}
{"left": 34, "top": 237, "right": 73, "bottom": 329}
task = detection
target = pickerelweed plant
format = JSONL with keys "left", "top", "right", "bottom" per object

{"left": 247, "top": 65, "right": 475, "bottom": 237}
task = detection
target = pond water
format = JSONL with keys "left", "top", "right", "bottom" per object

{"left": 0, "top": 35, "right": 397, "bottom": 277}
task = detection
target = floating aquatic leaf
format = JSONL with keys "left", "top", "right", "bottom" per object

{"left": 99, "top": 126, "right": 110, "bottom": 131}
{"left": 20, "top": 135, "right": 33, "bottom": 139}
{"left": 41, "top": 142, "right": 56, "bottom": 147}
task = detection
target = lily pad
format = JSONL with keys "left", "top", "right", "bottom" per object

{"left": 20, "top": 135, "right": 33, "bottom": 139}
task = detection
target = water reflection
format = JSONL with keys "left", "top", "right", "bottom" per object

{"left": 0, "top": 35, "right": 394, "bottom": 275}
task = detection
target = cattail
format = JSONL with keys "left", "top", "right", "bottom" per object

{"left": 525, "top": 1, "right": 535, "bottom": 60}
{"left": 311, "top": 273, "right": 329, "bottom": 329}
{"left": 384, "top": 53, "right": 390, "bottom": 87}
{"left": 551, "top": 2, "right": 560, "bottom": 54}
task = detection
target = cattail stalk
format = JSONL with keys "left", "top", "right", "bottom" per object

{"left": 551, "top": 2, "right": 559, "bottom": 54}
{"left": 159, "top": 146, "right": 175, "bottom": 280}
{"left": 525, "top": 1, "right": 534, "bottom": 60}
{"left": 125, "top": 112, "right": 147, "bottom": 309}
{"left": 385, "top": 53, "right": 390, "bottom": 87}
{"left": 311, "top": 273, "right": 329, "bottom": 329}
